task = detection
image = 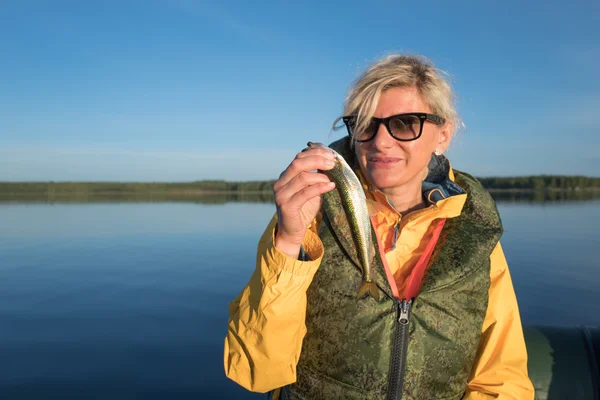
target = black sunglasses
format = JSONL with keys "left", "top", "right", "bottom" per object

{"left": 342, "top": 112, "right": 445, "bottom": 142}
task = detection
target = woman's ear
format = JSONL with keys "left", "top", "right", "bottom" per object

{"left": 436, "top": 120, "right": 454, "bottom": 153}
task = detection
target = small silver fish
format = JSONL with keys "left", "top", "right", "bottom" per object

{"left": 308, "top": 142, "right": 379, "bottom": 301}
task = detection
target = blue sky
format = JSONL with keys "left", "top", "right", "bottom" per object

{"left": 1, "top": 0, "right": 599, "bottom": 181}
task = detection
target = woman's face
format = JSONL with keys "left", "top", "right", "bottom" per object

{"left": 354, "top": 86, "right": 452, "bottom": 192}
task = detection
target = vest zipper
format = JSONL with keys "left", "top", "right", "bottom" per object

{"left": 387, "top": 298, "right": 412, "bottom": 400}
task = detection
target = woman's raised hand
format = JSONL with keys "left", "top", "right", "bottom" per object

{"left": 273, "top": 147, "right": 336, "bottom": 258}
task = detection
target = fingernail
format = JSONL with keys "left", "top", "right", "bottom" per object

{"left": 325, "top": 159, "right": 335, "bottom": 167}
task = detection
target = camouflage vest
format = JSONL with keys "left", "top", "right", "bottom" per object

{"left": 284, "top": 138, "right": 503, "bottom": 400}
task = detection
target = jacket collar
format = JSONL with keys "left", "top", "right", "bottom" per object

{"left": 327, "top": 137, "right": 467, "bottom": 218}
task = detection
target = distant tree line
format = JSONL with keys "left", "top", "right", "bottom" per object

{"left": 478, "top": 176, "right": 600, "bottom": 190}
{"left": 0, "top": 180, "right": 277, "bottom": 195}
{"left": 1, "top": 176, "right": 599, "bottom": 195}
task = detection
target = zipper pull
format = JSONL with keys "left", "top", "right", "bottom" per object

{"left": 398, "top": 299, "right": 412, "bottom": 325}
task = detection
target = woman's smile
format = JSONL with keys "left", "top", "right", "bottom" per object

{"left": 367, "top": 155, "right": 403, "bottom": 169}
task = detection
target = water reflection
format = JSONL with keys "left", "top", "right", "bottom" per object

{"left": 1, "top": 196, "right": 598, "bottom": 399}
{"left": 490, "top": 190, "right": 600, "bottom": 203}
{"left": 1, "top": 190, "right": 599, "bottom": 204}
{"left": 0, "top": 192, "right": 275, "bottom": 204}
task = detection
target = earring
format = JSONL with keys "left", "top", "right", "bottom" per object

{"left": 434, "top": 149, "right": 442, "bottom": 156}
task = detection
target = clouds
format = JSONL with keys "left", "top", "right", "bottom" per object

{"left": 0, "top": 145, "right": 295, "bottom": 181}
{"left": 447, "top": 124, "right": 600, "bottom": 178}
{"left": 1, "top": 1, "right": 599, "bottom": 181}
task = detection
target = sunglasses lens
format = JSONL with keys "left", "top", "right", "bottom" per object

{"left": 389, "top": 115, "right": 421, "bottom": 140}
{"left": 355, "top": 119, "right": 378, "bottom": 141}
{"left": 345, "top": 117, "right": 377, "bottom": 142}
{"left": 345, "top": 114, "right": 430, "bottom": 142}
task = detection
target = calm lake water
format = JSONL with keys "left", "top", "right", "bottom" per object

{"left": 1, "top": 197, "right": 599, "bottom": 399}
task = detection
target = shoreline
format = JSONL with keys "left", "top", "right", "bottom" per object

{"left": 1, "top": 188, "right": 599, "bottom": 195}
{"left": 2, "top": 179, "right": 600, "bottom": 196}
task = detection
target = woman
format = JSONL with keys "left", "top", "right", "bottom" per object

{"left": 224, "top": 54, "right": 534, "bottom": 399}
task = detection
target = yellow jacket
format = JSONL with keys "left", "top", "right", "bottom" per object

{"left": 224, "top": 168, "right": 534, "bottom": 399}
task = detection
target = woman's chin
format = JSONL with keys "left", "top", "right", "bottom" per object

{"left": 367, "top": 174, "right": 405, "bottom": 191}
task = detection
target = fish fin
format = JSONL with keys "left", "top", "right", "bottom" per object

{"left": 369, "top": 241, "right": 376, "bottom": 264}
{"left": 366, "top": 199, "right": 386, "bottom": 218}
{"left": 358, "top": 281, "right": 380, "bottom": 302}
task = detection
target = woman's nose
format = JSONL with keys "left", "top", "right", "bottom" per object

{"left": 372, "top": 122, "right": 394, "bottom": 148}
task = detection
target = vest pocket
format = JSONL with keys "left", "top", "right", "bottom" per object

{"left": 292, "top": 365, "right": 381, "bottom": 400}
{"left": 431, "top": 390, "right": 465, "bottom": 400}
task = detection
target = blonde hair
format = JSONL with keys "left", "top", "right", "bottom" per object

{"left": 334, "top": 54, "right": 461, "bottom": 143}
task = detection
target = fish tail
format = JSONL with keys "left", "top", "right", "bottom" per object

{"left": 358, "top": 281, "right": 380, "bottom": 301}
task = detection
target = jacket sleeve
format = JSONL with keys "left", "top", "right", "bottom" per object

{"left": 463, "top": 242, "right": 535, "bottom": 399}
{"left": 223, "top": 213, "right": 324, "bottom": 393}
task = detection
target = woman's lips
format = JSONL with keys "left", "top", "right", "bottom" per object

{"left": 367, "top": 156, "right": 402, "bottom": 169}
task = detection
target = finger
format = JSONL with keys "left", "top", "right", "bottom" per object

{"left": 286, "top": 181, "right": 336, "bottom": 212}
{"left": 275, "top": 155, "right": 336, "bottom": 190}
{"left": 297, "top": 147, "right": 335, "bottom": 160}
{"left": 275, "top": 171, "right": 332, "bottom": 205}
